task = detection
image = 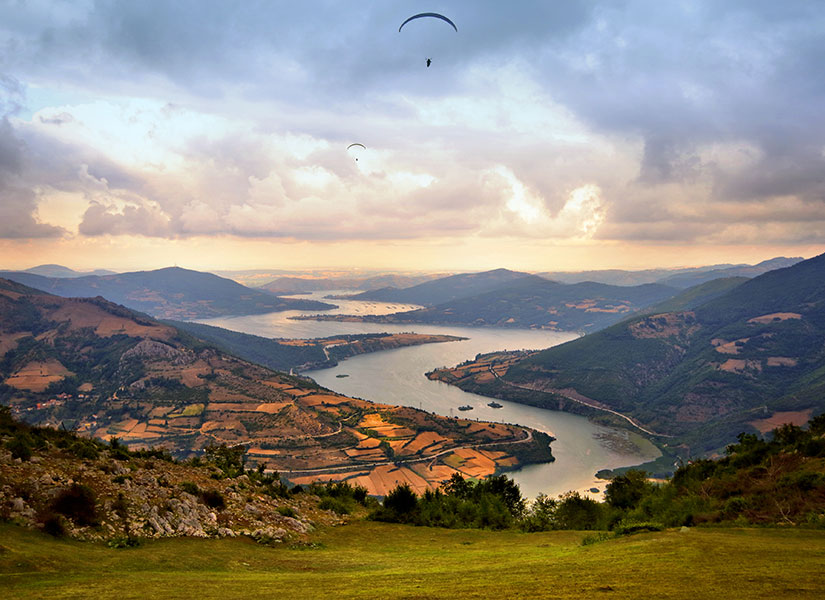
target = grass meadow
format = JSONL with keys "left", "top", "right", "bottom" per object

{"left": 2, "top": 522, "right": 824, "bottom": 599}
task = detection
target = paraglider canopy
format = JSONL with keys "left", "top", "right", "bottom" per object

{"left": 398, "top": 12, "right": 458, "bottom": 33}
{"left": 347, "top": 143, "right": 366, "bottom": 161}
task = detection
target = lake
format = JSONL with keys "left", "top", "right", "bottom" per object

{"left": 199, "top": 292, "right": 660, "bottom": 498}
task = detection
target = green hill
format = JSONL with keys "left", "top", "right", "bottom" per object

{"left": 495, "top": 252, "right": 825, "bottom": 452}
{"left": 312, "top": 276, "right": 678, "bottom": 332}
{"left": 340, "top": 268, "right": 532, "bottom": 305}
{"left": 0, "top": 267, "right": 334, "bottom": 320}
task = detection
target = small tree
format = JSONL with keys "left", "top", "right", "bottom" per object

{"left": 383, "top": 483, "right": 418, "bottom": 522}
{"left": 604, "top": 470, "right": 652, "bottom": 510}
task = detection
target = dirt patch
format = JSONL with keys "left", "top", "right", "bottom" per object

{"left": 255, "top": 402, "right": 292, "bottom": 414}
{"left": 6, "top": 359, "right": 74, "bottom": 392}
{"left": 766, "top": 357, "right": 798, "bottom": 367}
{"left": 629, "top": 312, "right": 699, "bottom": 339}
{"left": 718, "top": 359, "right": 762, "bottom": 373}
{"left": 747, "top": 312, "right": 802, "bottom": 324}
{"left": 749, "top": 409, "right": 813, "bottom": 434}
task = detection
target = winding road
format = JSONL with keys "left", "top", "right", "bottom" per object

{"left": 487, "top": 364, "right": 672, "bottom": 438}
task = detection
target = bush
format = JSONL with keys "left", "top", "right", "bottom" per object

{"left": 6, "top": 434, "right": 32, "bottom": 461}
{"left": 68, "top": 440, "right": 100, "bottom": 460}
{"left": 581, "top": 531, "right": 613, "bottom": 545}
{"left": 277, "top": 506, "right": 297, "bottom": 518}
{"left": 41, "top": 514, "right": 67, "bottom": 537}
{"left": 613, "top": 520, "right": 664, "bottom": 535}
{"left": 382, "top": 483, "right": 418, "bottom": 521}
{"left": 180, "top": 482, "right": 200, "bottom": 496}
{"left": 319, "top": 496, "right": 351, "bottom": 515}
{"left": 200, "top": 489, "right": 226, "bottom": 510}
{"left": 51, "top": 484, "right": 98, "bottom": 526}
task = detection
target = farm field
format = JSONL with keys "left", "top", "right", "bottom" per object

{"left": 1, "top": 522, "right": 824, "bottom": 599}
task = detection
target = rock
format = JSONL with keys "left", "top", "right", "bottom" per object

{"left": 281, "top": 516, "right": 311, "bottom": 534}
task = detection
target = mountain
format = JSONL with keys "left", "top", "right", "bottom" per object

{"left": 393, "top": 277, "right": 678, "bottom": 331}
{"left": 639, "top": 277, "right": 749, "bottom": 315}
{"left": 0, "top": 266, "right": 334, "bottom": 320}
{"left": 337, "top": 268, "right": 532, "bottom": 306}
{"left": 20, "top": 264, "right": 118, "bottom": 278}
{"left": 657, "top": 257, "right": 803, "bottom": 289}
{"left": 430, "top": 253, "right": 825, "bottom": 454}
{"left": 0, "top": 279, "right": 551, "bottom": 494}
{"left": 301, "top": 275, "right": 679, "bottom": 332}
{"left": 260, "top": 273, "right": 442, "bottom": 295}
{"left": 536, "top": 257, "right": 802, "bottom": 287}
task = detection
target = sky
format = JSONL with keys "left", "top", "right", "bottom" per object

{"left": 1, "top": 0, "right": 824, "bottom": 273}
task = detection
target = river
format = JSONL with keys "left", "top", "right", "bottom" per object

{"left": 199, "top": 292, "right": 660, "bottom": 498}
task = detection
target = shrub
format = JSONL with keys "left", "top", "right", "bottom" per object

{"left": 180, "top": 482, "right": 200, "bottom": 496}
{"left": 277, "top": 506, "right": 297, "bottom": 518}
{"left": 41, "top": 514, "right": 67, "bottom": 537}
{"left": 383, "top": 483, "right": 418, "bottom": 519}
{"left": 581, "top": 531, "right": 613, "bottom": 545}
{"left": 68, "top": 440, "right": 100, "bottom": 460}
{"left": 319, "top": 497, "right": 351, "bottom": 515}
{"left": 613, "top": 520, "right": 664, "bottom": 535}
{"left": 51, "top": 484, "right": 98, "bottom": 526}
{"left": 200, "top": 489, "right": 226, "bottom": 510}
{"left": 6, "top": 434, "right": 32, "bottom": 461}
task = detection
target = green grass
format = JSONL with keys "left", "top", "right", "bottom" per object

{"left": 2, "top": 522, "right": 825, "bottom": 599}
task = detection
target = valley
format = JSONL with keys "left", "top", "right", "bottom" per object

{"left": 0, "top": 279, "right": 553, "bottom": 496}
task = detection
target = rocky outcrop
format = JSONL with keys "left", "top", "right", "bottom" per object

{"left": 0, "top": 445, "right": 345, "bottom": 543}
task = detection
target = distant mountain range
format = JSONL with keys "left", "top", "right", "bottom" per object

{"left": 429, "top": 253, "right": 825, "bottom": 455}
{"left": 0, "top": 267, "right": 334, "bottom": 320}
{"left": 538, "top": 257, "right": 802, "bottom": 288}
{"left": 260, "top": 273, "right": 442, "bottom": 295}
{"left": 21, "top": 264, "right": 118, "bottom": 278}
{"left": 300, "top": 269, "right": 680, "bottom": 332}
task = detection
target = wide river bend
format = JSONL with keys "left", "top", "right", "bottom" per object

{"left": 199, "top": 292, "right": 660, "bottom": 498}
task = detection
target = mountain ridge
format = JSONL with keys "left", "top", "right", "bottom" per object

{"left": 0, "top": 266, "right": 334, "bottom": 320}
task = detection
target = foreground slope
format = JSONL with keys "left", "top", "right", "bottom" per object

{"left": 0, "top": 267, "right": 333, "bottom": 319}
{"left": 429, "top": 253, "right": 825, "bottom": 453}
{"left": 2, "top": 522, "right": 824, "bottom": 599}
{"left": 0, "top": 279, "right": 550, "bottom": 493}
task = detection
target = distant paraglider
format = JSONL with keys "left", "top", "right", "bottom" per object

{"left": 347, "top": 143, "right": 366, "bottom": 161}
{"left": 399, "top": 12, "right": 457, "bottom": 68}
{"left": 398, "top": 12, "right": 458, "bottom": 33}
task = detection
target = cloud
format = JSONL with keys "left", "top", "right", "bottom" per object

{"left": 0, "top": 117, "right": 65, "bottom": 239}
{"left": 1, "top": 1, "right": 824, "bottom": 250}
{"left": 78, "top": 200, "right": 171, "bottom": 237}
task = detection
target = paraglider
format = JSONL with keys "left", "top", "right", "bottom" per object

{"left": 398, "top": 13, "right": 458, "bottom": 33}
{"left": 399, "top": 12, "right": 457, "bottom": 68}
{"left": 347, "top": 143, "right": 366, "bottom": 161}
